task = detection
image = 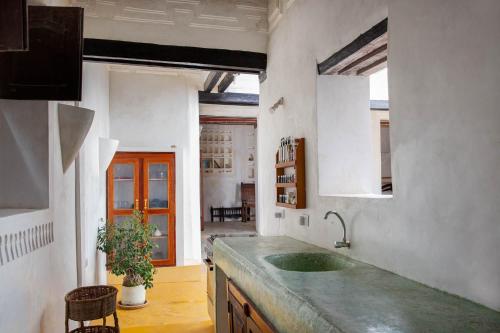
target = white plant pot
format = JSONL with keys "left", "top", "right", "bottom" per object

{"left": 121, "top": 285, "right": 146, "bottom": 305}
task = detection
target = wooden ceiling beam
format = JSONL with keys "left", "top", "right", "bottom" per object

{"left": 203, "top": 71, "right": 222, "bottom": 92}
{"left": 357, "top": 56, "right": 387, "bottom": 75}
{"left": 338, "top": 44, "right": 387, "bottom": 75}
{"left": 200, "top": 116, "right": 257, "bottom": 126}
{"left": 218, "top": 73, "right": 235, "bottom": 93}
{"left": 318, "top": 18, "right": 388, "bottom": 75}
{"left": 83, "top": 39, "right": 267, "bottom": 74}
{"left": 198, "top": 91, "right": 259, "bottom": 106}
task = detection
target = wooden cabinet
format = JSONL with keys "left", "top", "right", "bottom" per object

{"left": 0, "top": 6, "right": 83, "bottom": 100}
{"left": 227, "top": 280, "right": 276, "bottom": 333}
{"left": 0, "top": 0, "right": 28, "bottom": 51}
{"left": 275, "top": 138, "right": 306, "bottom": 209}
{"left": 107, "top": 152, "right": 176, "bottom": 267}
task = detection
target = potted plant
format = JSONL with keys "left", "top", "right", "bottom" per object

{"left": 97, "top": 210, "right": 156, "bottom": 306}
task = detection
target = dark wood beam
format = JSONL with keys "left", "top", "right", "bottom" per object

{"left": 200, "top": 116, "right": 257, "bottom": 126}
{"left": 204, "top": 71, "right": 222, "bottom": 92}
{"left": 318, "top": 18, "right": 388, "bottom": 75}
{"left": 218, "top": 73, "right": 235, "bottom": 93}
{"left": 338, "top": 44, "right": 387, "bottom": 75}
{"left": 198, "top": 91, "right": 259, "bottom": 106}
{"left": 83, "top": 38, "right": 267, "bottom": 74}
{"left": 357, "top": 56, "right": 387, "bottom": 75}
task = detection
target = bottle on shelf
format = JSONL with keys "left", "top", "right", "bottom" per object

{"left": 277, "top": 136, "right": 298, "bottom": 164}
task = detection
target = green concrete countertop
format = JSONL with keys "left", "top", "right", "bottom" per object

{"left": 213, "top": 236, "right": 500, "bottom": 333}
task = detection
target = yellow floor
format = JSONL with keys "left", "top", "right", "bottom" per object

{"left": 101, "top": 265, "right": 214, "bottom": 333}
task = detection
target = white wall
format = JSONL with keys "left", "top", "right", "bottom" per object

{"left": 72, "top": 0, "right": 268, "bottom": 53}
{"left": 77, "top": 62, "right": 110, "bottom": 285}
{"left": 317, "top": 75, "right": 374, "bottom": 195}
{"left": 109, "top": 68, "right": 201, "bottom": 265}
{"left": 258, "top": 0, "right": 500, "bottom": 311}
{"left": 0, "top": 63, "right": 111, "bottom": 333}
{"left": 202, "top": 124, "right": 256, "bottom": 220}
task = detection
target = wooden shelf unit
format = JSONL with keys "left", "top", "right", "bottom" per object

{"left": 275, "top": 138, "right": 306, "bottom": 209}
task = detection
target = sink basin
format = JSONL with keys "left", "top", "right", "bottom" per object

{"left": 264, "top": 252, "right": 354, "bottom": 272}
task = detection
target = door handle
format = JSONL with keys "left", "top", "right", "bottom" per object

{"left": 144, "top": 199, "right": 148, "bottom": 209}
{"left": 135, "top": 199, "right": 139, "bottom": 210}
{"left": 243, "top": 303, "right": 250, "bottom": 316}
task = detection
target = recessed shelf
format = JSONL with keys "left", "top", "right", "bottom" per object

{"left": 276, "top": 183, "right": 297, "bottom": 188}
{"left": 201, "top": 127, "right": 233, "bottom": 175}
{"left": 275, "top": 161, "right": 296, "bottom": 169}
{"left": 276, "top": 202, "right": 298, "bottom": 209}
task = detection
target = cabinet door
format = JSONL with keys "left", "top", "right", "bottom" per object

{"left": 246, "top": 317, "right": 263, "bottom": 333}
{"left": 0, "top": 6, "right": 84, "bottom": 100}
{"left": 228, "top": 292, "right": 247, "bottom": 333}
{"left": 0, "top": 0, "right": 28, "bottom": 51}
{"left": 227, "top": 280, "right": 277, "bottom": 333}
{"left": 107, "top": 157, "right": 140, "bottom": 225}
{"left": 143, "top": 154, "right": 176, "bottom": 266}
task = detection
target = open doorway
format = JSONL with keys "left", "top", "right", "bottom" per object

{"left": 198, "top": 73, "right": 259, "bottom": 260}
{"left": 199, "top": 118, "right": 258, "bottom": 257}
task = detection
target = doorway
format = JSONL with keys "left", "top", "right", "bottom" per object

{"left": 199, "top": 117, "right": 258, "bottom": 258}
{"left": 107, "top": 152, "right": 176, "bottom": 266}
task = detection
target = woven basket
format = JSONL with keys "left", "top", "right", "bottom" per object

{"left": 65, "top": 286, "right": 118, "bottom": 321}
{"left": 69, "top": 326, "right": 118, "bottom": 333}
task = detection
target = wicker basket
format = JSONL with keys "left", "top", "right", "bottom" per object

{"left": 65, "top": 286, "right": 118, "bottom": 321}
{"left": 69, "top": 326, "right": 118, "bottom": 333}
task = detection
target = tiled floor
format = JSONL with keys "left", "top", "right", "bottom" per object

{"left": 102, "top": 265, "right": 214, "bottom": 333}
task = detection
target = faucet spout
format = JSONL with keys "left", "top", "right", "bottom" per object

{"left": 324, "top": 211, "right": 350, "bottom": 248}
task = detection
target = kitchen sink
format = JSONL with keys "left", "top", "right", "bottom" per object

{"left": 264, "top": 252, "right": 354, "bottom": 272}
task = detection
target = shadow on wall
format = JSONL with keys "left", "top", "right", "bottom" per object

{"left": 0, "top": 100, "right": 49, "bottom": 209}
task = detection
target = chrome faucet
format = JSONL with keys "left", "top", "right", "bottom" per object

{"left": 324, "top": 211, "right": 350, "bottom": 249}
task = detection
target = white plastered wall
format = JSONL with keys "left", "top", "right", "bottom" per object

{"left": 258, "top": 0, "right": 500, "bottom": 311}
{"left": 77, "top": 62, "right": 110, "bottom": 285}
{"left": 0, "top": 63, "right": 111, "bottom": 333}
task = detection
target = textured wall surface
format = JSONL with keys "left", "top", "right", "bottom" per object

{"left": 71, "top": 0, "right": 268, "bottom": 52}
{"left": 257, "top": 0, "right": 500, "bottom": 311}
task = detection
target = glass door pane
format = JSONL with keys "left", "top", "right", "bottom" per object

{"left": 113, "top": 163, "right": 136, "bottom": 210}
{"left": 148, "top": 163, "right": 168, "bottom": 209}
{"left": 149, "top": 214, "right": 169, "bottom": 261}
{"left": 143, "top": 155, "right": 175, "bottom": 266}
{"left": 113, "top": 215, "right": 131, "bottom": 228}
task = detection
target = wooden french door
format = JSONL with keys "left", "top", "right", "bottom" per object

{"left": 107, "top": 153, "right": 176, "bottom": 267}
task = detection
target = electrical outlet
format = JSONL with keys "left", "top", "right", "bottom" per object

{"left": 274, "top": 209, "right": 285, "bottom": 219}
{"left": 299, "top": 214, "right": 309, "bottom": 227}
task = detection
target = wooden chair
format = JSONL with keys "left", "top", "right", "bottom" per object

{"left": 241, "top": 183, "right": 255, "bottom": 222}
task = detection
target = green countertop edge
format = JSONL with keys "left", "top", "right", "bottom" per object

{"left": 214, "top": 237, "right": 342, "bottom": 333}
{"left": 213, "top": 236, "right": 500, "bottom": 333}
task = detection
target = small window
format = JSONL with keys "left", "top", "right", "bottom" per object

{"left": 316, "top": 19, "right": 392, "bottom": 198}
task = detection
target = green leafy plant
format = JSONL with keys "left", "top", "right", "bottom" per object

{"left": 97, "top": 210, "right": 157, "bottom": 289}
